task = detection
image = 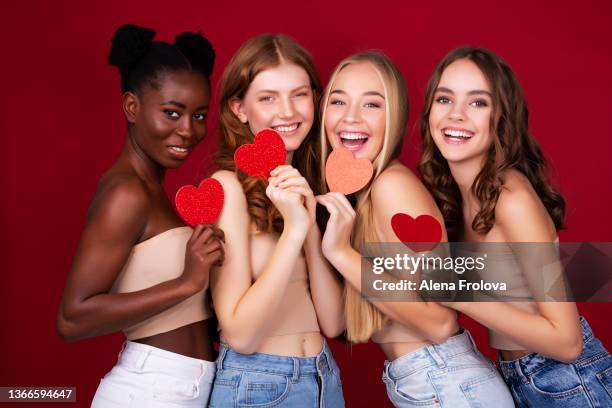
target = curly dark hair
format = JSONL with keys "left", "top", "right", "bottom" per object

{"left": 418, "top": 47, "right": 565, "bottom": 240}
{"left": 108, "top": 24, "right": 215, "bottom": 95}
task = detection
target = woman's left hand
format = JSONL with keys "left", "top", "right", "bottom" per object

{"left": 316, "top": 192, "right": 356, "bottom": 261}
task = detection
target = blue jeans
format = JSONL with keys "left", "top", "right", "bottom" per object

{"left": 382, "top": 329, "right": 514, "bottom": 407}
{"left": 209, "top": 340, "right": 345, "bottom": 407}
{"left": 500, "top": 316, "right": 612, "bottom": 407}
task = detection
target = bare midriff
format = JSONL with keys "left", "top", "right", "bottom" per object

{"left": 499, "top": 349, "right": 531, "bottom": 361}
{"left": 134, "top": 319, "right": 216, "bottom": 361}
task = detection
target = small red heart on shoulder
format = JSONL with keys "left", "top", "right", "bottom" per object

{"left": 234, "top": 129, "right": 286, "bottom": 178}
{"left": 175, "top": 178, "right": 224, "bottom": 227}
{"left": 391, "top": 213, "right": 442, "bottom": 252}
{"left": 325, "top": 147, "right": 373, "bottom": 195}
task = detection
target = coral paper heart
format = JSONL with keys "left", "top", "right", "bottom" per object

{"left": 391, "top": 213, "right": 442, "bottom": 252}
{"left": 325, "top": 147, "right": 373, "bottom": 195}
{"left": 234, "top": 129, "right": 286, "bottom": 178}
{"left": 175, "top": 178, "right": 224, "bottom": 227}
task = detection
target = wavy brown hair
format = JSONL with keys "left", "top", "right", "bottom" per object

{"left": 215, "top": 34, "right": 323, "bottom": 233}
{"left": 418, "top": 47, "right": 566, "bottom": 240}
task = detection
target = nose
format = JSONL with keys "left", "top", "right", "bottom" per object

{"left": 278, "top": 96, "right": 296, "bottom": 120}
{"left": 342, "top": 101, "right": 361, "bottom": 124}
{"left": 448, "top": 101, "right": 466, "bottom": 122}
{"left": 176, "top": 116, "right": 195, "bottom": 140}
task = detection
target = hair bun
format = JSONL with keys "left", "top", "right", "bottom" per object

{"left": 108, "top": 24, "right": 156, "bottom": 75}
{"left": 174, "top": 31, "right": 215, "bottom": 76}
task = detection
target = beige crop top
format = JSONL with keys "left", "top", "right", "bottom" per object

{"left": 244, "top": 231, "right": 319, "bottom": 337}
{"left": 111, "top": 226, "right": 213, "bottom": 340}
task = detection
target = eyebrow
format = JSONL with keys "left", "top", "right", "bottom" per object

{"left": 257, "top": 85, "right": 311, "bottom": 94}
{"left": 330, "top": 89, "right": 385, "bottom": 99}
{"left": 435, "top": 87, "right": 492, "bottom": 97}
{"left": 160, "top": 100, "right": 209, "bottom": 111}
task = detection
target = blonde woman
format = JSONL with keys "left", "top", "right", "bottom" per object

{"left": 316, "top": 52, "right": 513, "bottom": 407}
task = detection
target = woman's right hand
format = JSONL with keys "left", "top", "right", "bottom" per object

{"left": 180, "top": 224, "right": 225, "bottom": 293}
{"left": 266, "top": 177, "right": 311, "bottom": 233}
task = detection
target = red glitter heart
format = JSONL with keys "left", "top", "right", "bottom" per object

{"left": 175, "top": 178, "right": 224, "bottom": 227}
{"left": 234, "top": 129, "right": 286, "bottom": 178}
{"left": 325, "top": 147, "right": 373, "bottom": 195}
{"left": 391, "top": 213, "right": 442, "bottom": 252}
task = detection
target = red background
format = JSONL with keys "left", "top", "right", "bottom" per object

{"left": 1, "top": 1, "right": 611, "bottom": 406}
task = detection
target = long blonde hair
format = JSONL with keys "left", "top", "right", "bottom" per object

{"left": 319, "top": 52, "right": 409, "bottom": 342}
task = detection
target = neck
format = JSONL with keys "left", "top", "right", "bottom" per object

{"left": 448, "top": 156, "right": 484, "bottom": 211}
{"left": 121, "top": 131, "right": 165, "bottom": 184}
{"left": 285, "top": 151, "right": 294, "bottom": 165}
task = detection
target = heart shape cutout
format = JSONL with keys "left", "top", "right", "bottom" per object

{"left": 175, "top": 178, "right": 224, "bottom": 227}
{"left": 391, "top": 213, "right": 442, "bottom": 252}
{"left": 325, "top": 147, "right": 373, "bottom": 195}
{"left": 234, "top": 129, "right": 286, "bottom": 178}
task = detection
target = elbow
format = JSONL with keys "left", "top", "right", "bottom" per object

{"left": 555, "top": 336, "right": 584, "bottom": 363}
{"left": 56, "top": 314, "right": 81, "bottom": 342}
{"left": 321, "top": 325, "right": 345, "bottom": 340}
{"left": 222, "top": 333, "right": 258, "bottom": 355}
{"left": 427, "top": 313, "right": 458, "bottom": 345}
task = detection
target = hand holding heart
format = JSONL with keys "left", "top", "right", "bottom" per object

{"left": 315, "top": 192, "right": 356, "bottom": 260}
{"left": 269, "top": 165, "right": 316, "bottom": 227}
{"left": 266, "top": 166, "right": 311, "bottom": 232}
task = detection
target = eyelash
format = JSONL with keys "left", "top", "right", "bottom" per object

{"left": 164, "top": 110, "right": 206, "bottom": 121}
{"left": 434, "top": 96, "right": 489, "bottom": 108}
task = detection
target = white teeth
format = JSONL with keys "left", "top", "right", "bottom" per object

{"left": 339, "top": 132, "right": 368, "bottom": 140}
{"left": 170, "top": 146, "right": 188, "bottom": 152}
{"left": 443, "top": 129, "right": 473, "bottom": 138}
{"left": 273, "top": 123, "right": 299, "bottom": 132}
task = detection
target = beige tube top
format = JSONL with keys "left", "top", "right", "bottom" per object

{"left": 246, "top": 232, "right": 319, "bottom": 337}
{"left": 111, "top": 226, "right": 213, "bottom": 340}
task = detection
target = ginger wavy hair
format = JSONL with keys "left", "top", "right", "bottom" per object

{"left": 418, "top": 47, "right": 566, "bottom": 240}
{"left": 319, "top": 52, "right": 408, "bottom": 342}
{"left": 215, "top": 34, "right": 323, "bottom": 233}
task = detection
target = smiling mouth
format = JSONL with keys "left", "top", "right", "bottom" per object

{"left": 272, "top": 123, "right": 300, "bottom": 135}
{"left": 168, "top": 145, "right": 191, "bottom": 159}
{"left": 443, "top": 128, "right": 474, "bottom": 139}
{"left": 338, "top": 131, "right": 369, "bottom": 151}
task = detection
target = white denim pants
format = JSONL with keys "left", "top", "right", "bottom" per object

{"left": 91, "top": 341, "right": 216, "bottom": 407}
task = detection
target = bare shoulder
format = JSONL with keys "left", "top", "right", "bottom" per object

{"left": 371, "top": 162, "right": 440, "bottom": 216}
{"left": 211, "top": 170, "right": 248, "bottom": 222}
{"left": 90, "top": 172, "right": 150, "bottom": 223}
{"left": 211, "top": 170, "right": 246, "bottom": 203}
{"left": 496, "top": 169, "right": 555, "bottom": 241}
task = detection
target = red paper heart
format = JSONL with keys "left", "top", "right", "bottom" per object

{"left": 325, "top": 147, "right": 373, "bottom": 195}
{"left": 234, "top": 129, "right": 286, "bottom": 178}
{"left": 175, "top": 178, "right": 224, "bottom": 227}
{"left": 391, "top": 213, "right": 442, "bottom": 252}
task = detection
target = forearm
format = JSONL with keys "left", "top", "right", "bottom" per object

{"left": 328, "top": 248, "right": 456, "bottom": 343}
{"left": 220, "top": 228, "right": 308, "bottom": 353}
{"left": 456, "top": 301, "right": 582, "bottom": 362}
{"left": 304, "top": 228, "right": 345, "bottom": 337}
{"left": 57, "top": 277, "right": 198, "bottom": 341}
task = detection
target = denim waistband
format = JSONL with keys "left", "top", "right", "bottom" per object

{"left": 117, "top": 340, "right": 216, "bottom": 383}
{"left": 499, "top": 316, "right": 596, "bottom": 380}
{"left": 384, "top": 329, "right": 481, "bottom": 380}
{"left": 216, "top": 340, "right": 335, "bottom": 380}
